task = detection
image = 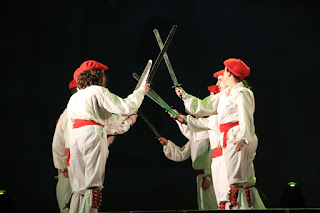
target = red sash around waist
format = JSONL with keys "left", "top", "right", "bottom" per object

{"left": 194, "top": 169, "right": 204, "bottom": 175}
{"left": 72, "top": 119, "right": 104, "bottom": 129}
{"left": 212, "top": 147, "right": 223, "bottom": 158}
{"left": 219, "top": 122, "right": 239, "bottom": 148}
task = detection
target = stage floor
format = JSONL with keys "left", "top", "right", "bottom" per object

{"left": 101, "top": 208, "right": 320, "bottom": 213}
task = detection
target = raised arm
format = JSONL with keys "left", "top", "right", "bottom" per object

{"left": 183, "top": 92, "right": 220, "bottom": 116}
{"left": 104, "top": 115, "right": 137, "bottom": 135}
{"left": 176, "top": 87, "right": 220, "bottom": 116}
{"left": 98, "top": 84, "right": 149, "bottom": 116}
{"left": 168, "top": 109, "right": 194, "bottom": 140}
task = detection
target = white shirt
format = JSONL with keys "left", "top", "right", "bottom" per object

{"left": 183, "top": 82, "right": 257, "bottom": 144}
{"left": 52, "top": 108, "right": 69, "bottom": 170}
{"left": 163, "top": 121, "right": 212, "bottom": 176}
{"left": 67, "top": 85, "right": 146, "bottom": 126}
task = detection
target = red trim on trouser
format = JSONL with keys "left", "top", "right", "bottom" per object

{"left": 229, "top": 185, "right": 253, "bottom": 209}
{"left": 229, "top": 185, "right": 240, "bottom": 209}
{"left": 194, "top": 169, "right": 204, "bottom": 175}
{"left": 219, "top": 122, "right": 239, "bottom": 148}
{"left": 72, "top": 119, "right": 104, "bottom": 129}
{"left": 245, "top": 188, "right": 251, "bottom": 207}
{"left": 90, "top": 187, "right": 102, "bottom": 211}
{"left": 219, "top": 202, "right": 226, "bottom": 210}
{"left": 212, "top": 147, "right": 223, "bottom": 158}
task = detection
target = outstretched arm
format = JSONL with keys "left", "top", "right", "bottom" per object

{"left": 158, "top": 137, "right": 191, "bottom": 162}
{"left": 175, "top": 87, "right": 220, "bottom": 116}
{"left": 104, "top": 114, "right": 138, "bottom": 135}
{"left": 98, "top": 84, "right": 150, "bottom": 116}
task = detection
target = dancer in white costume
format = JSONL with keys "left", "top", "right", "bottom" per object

{"left": 158, "top": 113, "right": 218, "bottom": 210}
{"left": 67, "top": 60, "right": 150, "bottom": 213}
{"left": 184, "top": 71, "right": 230, "bottom": 209}
{"left": 52, "top": 80, "right": 77, "bottom": 213}
{"left": 174, "top": 59, "right": 265, "bottom": 210}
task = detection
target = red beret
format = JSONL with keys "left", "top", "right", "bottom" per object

{"left": 213, "top": 69, "right": 224, "bottom": 79}
{"left": 69, "top": 80, "right": 77, "bottom": 89}
{"left": 223, "top": 58, "right": 250, "bottom": 80}
{"left": 73, "top": 60, "right": 109, "bottom": 81}
{"left": 208, "top": 85, "right": 220, "bottom": 94}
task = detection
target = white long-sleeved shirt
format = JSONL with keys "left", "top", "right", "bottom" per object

{"left": 185, "top": 115, "right": 220, "bottom": 149}
{"left": 163, "top": 121, "right": 212, "bottom": 176}
{"left": 67, "top": 86, "right": 146, "bottom": 126}
{"left": 183, "top": 82, "right": 257, "bottom": 144}
{"left": 52, "top": 109, "right": 69, "bottom": 170}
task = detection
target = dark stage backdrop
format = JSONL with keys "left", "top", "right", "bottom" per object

{"left": 1, "top": 1, "right": 319, "bottom": 212}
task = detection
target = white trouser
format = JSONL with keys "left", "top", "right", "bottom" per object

{"left": 69, "top": 190, "right": 98, "bottom": 213}
{"left": 56, "top": 171, "right": 72, "bottom": 213}
{"left": 211, "top": 154, "right": 230, "bottom": 204}
{"left": 196, "top": 174, "right": 218, "bottom": 210}
{"left": 218, "top": 139, "right": 265, "bottom": 209}
{"left": 223, "top": 140, "right": 257, "bottom": 188}
{"left": 69, "top": 125, "right": 109, "bottom": 213}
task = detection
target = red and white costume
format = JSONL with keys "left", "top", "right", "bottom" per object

{"left": 183, "top": 85, "right": 229, "bottom": 207}
{"left": 163, "top": 121, "right": 218, "bottom": 210}
{"left": 52, "top": 80, "right": 78, "bottom": 213}
{"left": 185, "top": 115, "right": 230, "bottom": 207}
{"left": 52, "top": 108, "right": 72, "bottom": 213}
{"left": 180, "top": 59, "right": 265, "bottom": 209}
{"left": 67, "top": 60, "right": 147, "bottom": 213}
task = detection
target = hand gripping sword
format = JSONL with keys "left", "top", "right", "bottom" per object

{"left": 133, "top": 72, "right": 187, "bottom": 125}
{"left": 131, "top": 59, "right": 153, "bottom": 115}
{"left": 147, "top": 25, "right": 177, "bottom": 84}
{"left": 153, "top": 28, "right": 181, "bottom": 88}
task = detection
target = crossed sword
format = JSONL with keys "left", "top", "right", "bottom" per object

{"left": 133, "top": 25, "right": 186, "bottom": 140}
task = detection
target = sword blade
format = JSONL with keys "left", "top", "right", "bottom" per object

{"left": 147, "top": 25, "right": 177, "bottom": 83}
{"left": 138, "top": 110, "right": 161, "bottom": 138}
{"left": 153, "top": 29, "right": 181, "bottom": 87}
{"left": 147, "top": 89, "right": 179, "bottom": 117}
{"left": 133, "top": 72, "right": 187, "bottom": 125}
{"left": 135, "top": 59, "right": 152, "bottom": 91}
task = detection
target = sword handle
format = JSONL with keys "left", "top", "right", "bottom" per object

{"left": 171, "top": 84, "right": 182, "bottom": 88}
{"left": 174, "top": 117, "right": 187, "bottom": 125}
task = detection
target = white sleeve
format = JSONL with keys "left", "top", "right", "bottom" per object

{"left": 236, "top": 90, "right": 256, "bottom": 144}
{"left": 175, "top": 120, "right": 194, "bottom": 141}
{"left": 104, "top": 119, "right": 132, "bottom": 135}
{"left": 98, "top": 87, "right": 147, "bottom": 116}
{"left": 52, "top": 118, "right": 68, "bottom": 170}
{"left": 182, "top": 92, "right": 220, "bottom": 116}
{"left": 163, "top": 140, "right": 191, "bottom": 162}
{"left": 186, "top": 116, "right": 212, "bottom": 133}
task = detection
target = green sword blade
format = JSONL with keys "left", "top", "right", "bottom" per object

{"left": 153, "top": 28, "right": 181, "bottom": 88}
{"left": 133, "top": 72, "right": 187, "bottom": 125}
{"left": 147, "top": 89, "right": 179, "bottom": 118}
{"left": 147, "top": 25, "right": 177, "bottom": 84}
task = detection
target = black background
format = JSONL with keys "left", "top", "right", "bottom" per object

{"left": 1, "top": 0, "right": 320, "bottom": 212}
